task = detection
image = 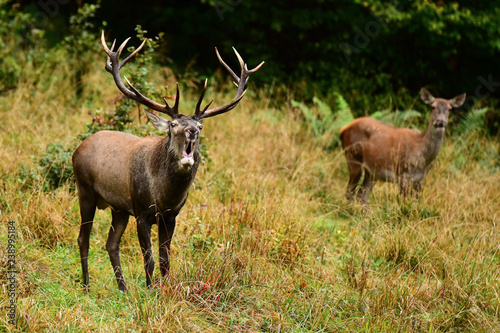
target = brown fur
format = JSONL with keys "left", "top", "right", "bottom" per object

{"left": 340, "top": 88, "right": 466, "bottom": 206}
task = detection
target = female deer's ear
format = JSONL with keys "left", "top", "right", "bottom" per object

{"left": 449, "top": 93, "right": 466, "bottom": 108}
{"left": 420, "top": 88, "right": 435, "bottom": 105}
{"left": 146, "top": 110, "right": 170, "bottom": 134}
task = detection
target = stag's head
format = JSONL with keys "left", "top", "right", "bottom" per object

{"left": 421, "top": 88, "right": 466, "bottom": 131}
{"left": 100, "top": 32, "right": 264, "bottom": 170}
{"left": 146, "top": 111, "right": 204, "bottom": 168}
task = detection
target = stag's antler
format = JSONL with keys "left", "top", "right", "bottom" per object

{"left": 195, "top": 47, "right": 265, "bottom": 119}
{"left": 101, "top": 31, "right": 180, "bottom": 119}
{"left": 101, "top": 31, "right": 264, "bottom": 120}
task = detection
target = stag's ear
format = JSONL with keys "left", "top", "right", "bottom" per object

{"left": 420, "top": 88, "right": 435, "bottom": 105}
{"left": 146, "top": 110, "right": 171, "bottom": 134}
{"left": 449, "top": 93, "right": 466, "bottom": 108}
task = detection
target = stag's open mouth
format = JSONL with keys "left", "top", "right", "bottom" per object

{"left": 180, "top": 140, "right": 195, "bottom": 166}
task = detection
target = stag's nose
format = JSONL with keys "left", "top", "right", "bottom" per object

{"left": 186, "top": 128, "right": 199, "bottom": 140}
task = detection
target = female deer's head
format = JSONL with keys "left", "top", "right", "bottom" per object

{"left": 421, "top": 88, "right": 466, "bottom": 131}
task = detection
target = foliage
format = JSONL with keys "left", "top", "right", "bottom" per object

{"left": 61, "top": 1, "right": 103, "bottom": 96}
{"left": 291, "top": 93, "right": 354, "bottom": 150}
{"left": 35, "top": 142, "right": 75, "bottom": 191}
{"left": 453, "top": 107, "right": 489, "bottom": 138}
{"left": 450, "top": 107, "right": 497, "bottom": 172}
{"left": 0, "top": 0, "right": 45, "bottom": 91}
{"left": 370, "top": 109, "right": 422, "bottom": 128}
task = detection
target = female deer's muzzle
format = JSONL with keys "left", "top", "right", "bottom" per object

{"left": 434, "top": 120, "right": 446, "bottom": 129}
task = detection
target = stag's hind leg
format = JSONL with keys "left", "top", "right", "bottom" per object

{"left": 107, "top": 210, "right": 130, "bottom": 292}
{"left": 76, "top": 186, "right": 97, "bottom": 291}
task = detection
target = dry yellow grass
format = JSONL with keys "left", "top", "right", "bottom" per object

{"left": 1, "top": 57, "right": 499, "bottom": 332}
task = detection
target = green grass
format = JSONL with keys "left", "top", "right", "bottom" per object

{"left": 1, "top": 54, "right": 500, "bottom": 332}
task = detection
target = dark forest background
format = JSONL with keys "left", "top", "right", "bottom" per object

{"left": 3, "top": 0, "right": 500, "bottom": 132}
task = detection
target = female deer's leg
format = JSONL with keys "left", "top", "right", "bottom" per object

{"left": 346, "top": 161, "right": 363, "bottom": 200}
{"left": 344, "top": 143, "right": 364, "bottom": 200}
{"left": 357, "top": 168, "right": 375, "bottom": 206}
{"left": 411, "top": 181, "right": 423, "bottom": 198}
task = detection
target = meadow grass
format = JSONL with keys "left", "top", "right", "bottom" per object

{"left": 1, "top": 58, "right": 499, "bottom": 332}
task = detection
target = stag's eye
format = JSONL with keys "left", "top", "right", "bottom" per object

{"left": 198, "top": 124, "right": 203, "bottom": 130}
{"left": 171, "top": 122, "right": 178, "bottom": 128}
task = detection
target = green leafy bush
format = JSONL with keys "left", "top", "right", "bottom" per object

{"left": 0, "top": 0, "right": 45, "bottom": 91}
{"left": 291, "top": 93, "right": 354, "bottom": 150}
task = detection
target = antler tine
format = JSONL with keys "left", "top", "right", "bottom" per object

{"left": 203, "top": 99, "right": 214, "bottom": 112}
{"left": 194, "top": 79, "right": 215, "bottom": 118}
{"left": 199, "top": 90, "right": 247, "bottom": 119}
{"left": 101, "top": 31, "right": 111, "bottom": 55}
{"left": 160, "top": 83, "right": 180, "bottom": 112}
{"left": 198, "top": 47, "right": 263, "bottom": 119}
{"left": 101, "top": 32, "right": 114, "bottom": 72}
{"left": 232, "top": 47, "right": 245, "bottom": 85}
{"left": 116, "top": 37, "right": 131, "bottom": 60}
{"left": 194, "top": 79, "right": 208, "bottom": 117}
{"left": 248, "top": 60, "right": 265, "bottom": 73}
{"left": 215, "top": 47, "right": 239, "bottom": 83}
{"left": 173, "top": 82, "right": 180, "bottom": 112}
{"left": 101, "top": 31, "right": 179, "bottom": 119}
{"left": 232, "top": 46, "right": 265, "bottom": 87}
{"left": 119, "top": 38, "right": 147, "bottom": 70}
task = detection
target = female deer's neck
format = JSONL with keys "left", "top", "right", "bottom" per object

{"left": 422, "top": 122, "right": 445, "bottom": 163}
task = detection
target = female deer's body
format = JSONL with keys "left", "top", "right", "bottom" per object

{"left": 340, "top": 89, "right": 465, "bottom": 206}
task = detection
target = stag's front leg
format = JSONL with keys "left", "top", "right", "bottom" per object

{"left": 137, "top": 217, "right": 154, "bottom": 287}
{"left": 158, "top": 214, "right": 176, "bottom": 278}
{"left": 107, "top": 210, "right": 130, "bottom": 292}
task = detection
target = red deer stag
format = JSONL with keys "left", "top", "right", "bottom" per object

{"left": 340, "top": 88, "right": 465, "bottom": 207}
{"left": 73, "top": 32, "right": 264, "bottom": 291}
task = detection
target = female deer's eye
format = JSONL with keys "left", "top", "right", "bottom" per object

{"left": 171, "top": 122, "right": 178, "bottom": 127}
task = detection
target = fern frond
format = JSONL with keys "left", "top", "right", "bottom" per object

{"left": 453, "top": 107, "right": 488, "bottom": 138}
{"left": 370, "top": 109, "right": 421, "bottom": 128}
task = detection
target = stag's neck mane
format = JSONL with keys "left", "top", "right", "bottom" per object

{"left": 150, "top": 137, "right": 199, "bottom": 181}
